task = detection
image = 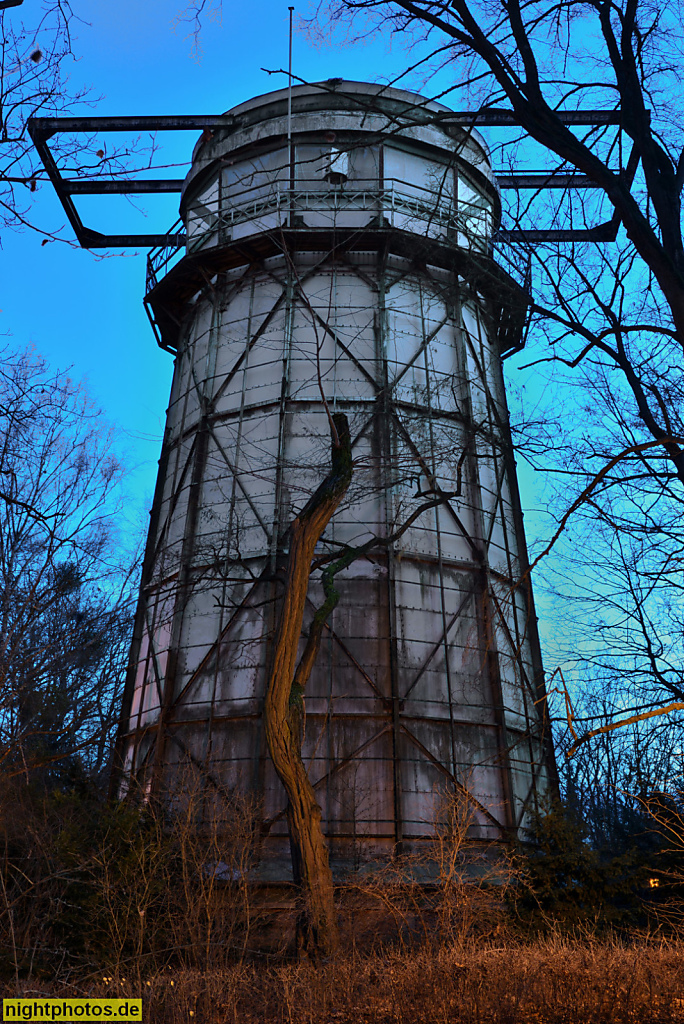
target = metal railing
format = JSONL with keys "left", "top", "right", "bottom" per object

{"left": 147, "top": 217, "right": 186, "bottom": 291}
{"left": 145, "top": 179, "right": 506, "bottom": 294}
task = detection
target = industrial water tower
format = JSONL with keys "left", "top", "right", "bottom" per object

{"left": 107, "top": 81, "right": 556, "bottom": 877}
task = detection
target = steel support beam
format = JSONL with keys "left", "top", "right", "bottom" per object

{"left": 441, "top": 109, "right": 624, "bottom": 127}
{"left": 28, "top": 110, "right": 638, "bottom": 248}
{"left": 64, "top": 179, "right": 184, "bottom": 194}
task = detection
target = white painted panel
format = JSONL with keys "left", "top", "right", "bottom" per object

{"left": 186, "top": 175, "right": 219, "bottom": 246}
{"left": 222, "top": 149, "right": 288, "bottom": 202}
{"left": 384, "top": 146, "right": 454, "bottom": 199}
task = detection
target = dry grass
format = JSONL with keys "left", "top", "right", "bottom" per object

{"left": 4, "top": 937, "right": 684, "bottom": 1023}
{"left": 4, "top": 780, "right": 684, "bottom": 1019}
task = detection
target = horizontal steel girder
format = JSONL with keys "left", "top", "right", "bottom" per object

{"left": 27, "top": 110, "right": 636, "bottom": 249}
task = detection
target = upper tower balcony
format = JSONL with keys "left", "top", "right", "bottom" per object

{"left": 144, "top": 82, "right": 529, "bottom": 355}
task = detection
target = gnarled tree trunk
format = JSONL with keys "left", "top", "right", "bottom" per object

{"left": 264, "top": 413, "right": 352, "bottom": 960}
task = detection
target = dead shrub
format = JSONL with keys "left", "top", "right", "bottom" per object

{"left": 338, "top": 784, "right": 516, "bottom": 949}
{"left": 0, "top": 768, "right": 261, "bottom": 983}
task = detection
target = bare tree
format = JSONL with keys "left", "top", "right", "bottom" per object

{"left": 113, "top": 82, "right": 555, "bottom": 961}
{"left": 0, "top": 346, "right": 137, "bottom": 788}
{"left": 263, "top": 408, "right": 458, "bottom": 956}
{"left": 1, "top": 1, "right": 86, "bottom": 237}
{"left": 171, "top": 0, "right": 223, "bottom": 61}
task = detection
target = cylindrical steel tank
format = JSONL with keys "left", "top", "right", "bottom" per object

{"left": 115, "top": 81, "right": 556, "bottom": 878}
